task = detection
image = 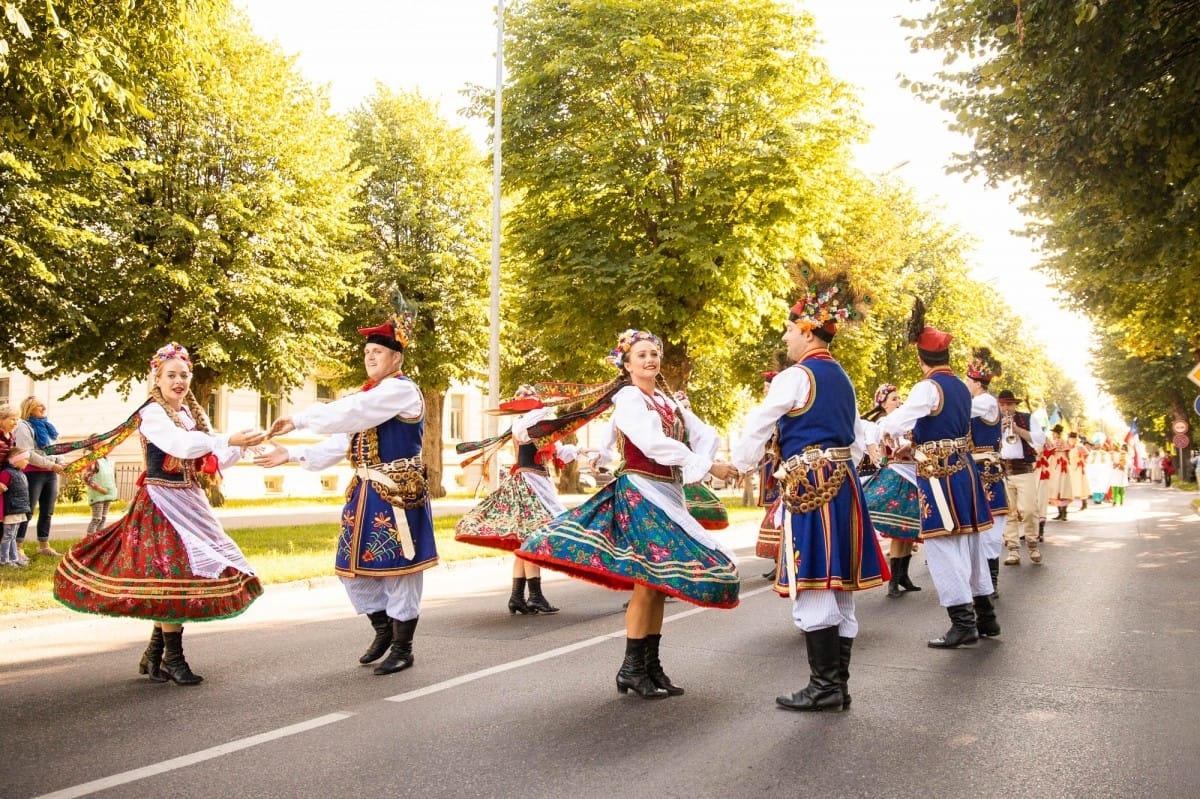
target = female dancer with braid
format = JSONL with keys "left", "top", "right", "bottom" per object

{"left": 54, "top": 343, "right": 265, "bottom": 685}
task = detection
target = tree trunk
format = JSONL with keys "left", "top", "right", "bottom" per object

{"left": 556, "top": 429, "right": 581, "bottom": 494}
{"left": 741, "top": 470, "right": 757, "bottom": 507}
{"left": 422, "top": 389, "right": 447, "bottom": 499}
{"left": 659, "top": 339, "right": 693, "bottom": 394}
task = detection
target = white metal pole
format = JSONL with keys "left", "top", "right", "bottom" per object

{"left": 488, "top": 0, "right": 504, "bottom": 490}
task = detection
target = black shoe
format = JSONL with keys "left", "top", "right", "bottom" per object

{"left": 777, "top": 627, "right": 844, "bottom": 711}
{"left": 508, "top": 577, "right": 533, "bottom": 615}
{"left": 138, "top": 626, "right": 168, "bottom": 683}
{"left": 897, "top": 554, "right": 922, "bottom": 592}
{"left": 616, "top": 638, "right": 668, "bottom": 699}
{"left": 374, "top": 618, "right": 418, "bottom": 675}
{"left": 359, "top": 610, "right": 393, "bottom": 664}
{"left": 160, "top": 630, "right": 203, "bottom": 686}
{"left": 974, "top": 594, "right": 1001, "bottom": 637}
{"left": 928, "top": 604, "right": 979, "bottom": 649}
{"left": 644, "top": 633, "right": 684, "bottom": 696}
{"left": 886, "top": 557, "right": 901, "bottom": 598}
{"left": 525, "top": 577, "right": 559, "bottom": 614}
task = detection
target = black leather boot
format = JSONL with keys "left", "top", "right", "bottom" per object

{"left": 987, "top": 557, "right": 1000, "bottom": 599}
{"left": 616, "top": 638, "right": 668, "bottom": 699}
{"left": 927, "top": 604, "right": 979, "bottom": 648}
{"left": 644, "top": 633, "right": 683, "bottom": 696}
{"left": 974, "top": 594, "right": 1000, "bottom": 637}
{"left": 897, "top": 554, "right": 922, "bottom": 592}
{"left": 525, "top": 577, "right": 559, "bottom": 614}
{"left": 1038, "top": 519, "right": 1045, "bottom": 542}
{"left": 838, "top": 636, "right": 853, "bottom": 710}
{"left": 374, "top": 618, "right": 418, "bottom": 675}
{"left": 508, "top": 577, "right": 532, "bottom": 615}
{"left": 359, "top": 610, "right": 393, "bottom": 664}
{"left": 160, "top": 630, "right": 203, "bottom": 685}
{"left": 887, "top": 557, "right": 901, "bottom": 598}
{"left": 776, "top": 626, "right": 844, "bottom": 711}
{"left": 138, "top": 625, "right": 167, "bottom": 683}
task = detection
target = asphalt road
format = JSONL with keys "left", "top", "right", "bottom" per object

{"left": 3, "top": 483, "right": 1198, "bottom": 799}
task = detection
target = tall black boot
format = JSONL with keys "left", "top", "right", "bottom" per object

{"left": 776, "top": 626, "right": 844, "bottom": 711}
{"left": 987, "top": 557, "right": 1000, "bottom": 599}
{"left": 525, "top": 577, "right": 559, "bottom": 614}
{"left": 927, "top": 603, "right": 979, "bottom": 649}
{"left": 359, "top": 610, "right": 393, "bottom": 664}
{"left": 974, "top": 594, "right": 1000, "bottom": 637}
{"left": 374, "top": 618, "right": 418, "bottom": 675}
{"left": 138, "top": 624, "right": 167, "bottom": 683}
{"left": 897, "top": 554, "right": 922, "bottom": 592}
{"left": 1038, "top": 519, "right": 1045, "bottom": 542}
{"left": 887, "top": 557, "right": 901, "bottom": 598}
{"left": 644, "top": 633, "right": 684, "bottom": 696}
{"left": 160, "top": 629, "right": 203, "bottom": 685}
{"left": 616, "top": 638, "right": 668, "bottom": 699}
{"left": 837, "top": 637, "right": 853, "bottom": 710}
{"left": 508, "top": 577, "right": 532, "bottom": 615}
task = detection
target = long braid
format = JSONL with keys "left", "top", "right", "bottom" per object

{"left": 149, "top": 386, "right": 219, "bottom": 490}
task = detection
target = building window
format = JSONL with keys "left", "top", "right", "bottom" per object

{"left": 449, "top": 394, "right": 465, "bottom": 441}
{"left": 259, "top": 379, "right": 282, "bottom": 429}
{"left": 0, "top": 377, "right": 8, "bottom": 407}
{"left": 316, "top": 382, "right": 335, "bottom": 401}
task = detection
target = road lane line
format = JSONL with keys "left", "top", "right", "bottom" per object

{"left": 31, "top": 712, "right": 354, "bottom": 799}
{"left": 385, "top": 583, "right": 777, "bottom": 704}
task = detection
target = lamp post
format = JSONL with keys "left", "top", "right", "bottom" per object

{"left": 488, "top": 0, "right": 504, "bottom": 489}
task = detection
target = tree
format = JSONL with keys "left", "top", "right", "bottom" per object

{"left": 495, "top": 0, "right": 864, "bottom": 409}
{"left": 905, "top": 1, "right": 1200, "bottom": 360}
{"left": 345, "top": 87, "right": 491, "bottom": 497}
{"left": 21, "top": 4, "right": 364, "bottom": 401}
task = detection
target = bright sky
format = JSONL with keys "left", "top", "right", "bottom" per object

{"left": 237, "top": 0, "right": 1107, "bottom": 416}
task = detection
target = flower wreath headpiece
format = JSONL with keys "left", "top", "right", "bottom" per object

{"left": 607, "top": 329, "right": 662, "bottom": 370}
{"left": 873, "top": 383, "right": 898, "bottom": 407}
{"left": 149, "top": 342, "right": 191, "bottom": 374}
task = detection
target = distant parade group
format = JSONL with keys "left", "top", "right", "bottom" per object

{"left": 0, "top": 277, "right": 1150, "bottom": 710}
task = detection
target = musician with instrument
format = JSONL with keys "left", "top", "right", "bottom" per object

{"left": 997, "top": 390, "right": 1046, "bottom": 566}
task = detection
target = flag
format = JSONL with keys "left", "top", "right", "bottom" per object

{"left": 1048, "top": 405, "right": 1062, "bottom": 427}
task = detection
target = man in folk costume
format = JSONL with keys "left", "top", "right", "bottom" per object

{"left": 256, "top": 303, "right": 437, "bottom": 675}
{"left": 997, "top": 390, "right": 1046, "bottom": 565}
{"left": 964, "top": 348, "right": 1008, "bottom": 596}
{"left": 732, "top": 276, "right": 888, "bottom": 712}
{"left": 879, "top": 300, "right": 997, "bottom": 649}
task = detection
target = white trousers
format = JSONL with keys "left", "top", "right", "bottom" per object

{"left": 980, "top": 515, "right": 1006, "bottom": 559}
{"left": 1005, "top": 470, "right": 1041, "bottom": 545}
{"left": 790, "top": 590, "right": 858, "bottom": 637}
{"left": 924, "top": 535, "right": 992, "bottom": 607}
{"left": 339, "top": 573, "right": 424, "bottom": 622}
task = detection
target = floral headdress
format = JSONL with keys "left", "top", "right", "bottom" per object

{"left": 966, "top": 347, "right": 1002, "bottom": 384}
{"left": 788, "top": 271, "right": 865, "bottom": 337}
{"left": 873, "top": 383, "right": 899, "bottom": 407}
{"left": 607, "top": 329, "right": 662, "bottom": 370}
{"left": 149, "top": 342, "right": 191, "bottom": 374}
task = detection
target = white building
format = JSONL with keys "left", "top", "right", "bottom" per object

{"left": 0, "top": 369, "right": 612, "bottom": 500}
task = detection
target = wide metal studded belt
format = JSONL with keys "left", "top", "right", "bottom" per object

{"left": 777, "top": 446, "right": 853, "bottom": 515}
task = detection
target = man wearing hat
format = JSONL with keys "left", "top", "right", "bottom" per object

{"left": 998, "top": 390, "right": 1045, "bottom": 565}
{"left": 255, "top": 309, "right": 438, "bottom": 675}
{"left": 964, "top": 348, "right": 1008, "bottom": 596}
{"left": 732, "top": 276, "right": 888, "bottom": 711}
{"left": 879, "top": 301, "right": 997, "bottom": 648}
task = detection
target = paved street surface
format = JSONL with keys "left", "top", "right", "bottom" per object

{"left": 3, "top": 484, "right": 1199, "bottom": 799}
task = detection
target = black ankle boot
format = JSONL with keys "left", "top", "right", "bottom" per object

{"left": 928, "top": 604, "right": 979, "bottom": 648}
{"left": 525, "top": 577, "right": 559, "bottom": 614}
{"left": 161, "top": 630, "right": 203, "bottom": 685}
{"left": 374, "top": 618, "right": 418, "bottom": 675}
{"left": 508, "top": 577, "right": 532, "bottom": 615}
{"left": 974, "top": 594, "right": 1000, "bottom": 637}
{"left": 897, "top": 554, "right": 922, "bottom": 592}
{"left": 359, "top": 610, "right": 393, "bottom": 664}
{"left": 1038, "top": 519, "right": 1045, "bottom": 541}
{"left": 777, "top": 626, "right": 844, "bottom": 711}
{"left": 886, "top": 557, "right": 901, "bottom": 598}
{"left": 987, "top": 557, "right": 1000, "bottom": 599}
{"left": 138, "top": 625, "right": 167, "bottom": 683}
{"left": 616, "top": 638, "right": 668, "bottom": 699}
{"left": 644, "top": 633, "right": 683, "bottom": 696}
{"left": 837, "top": 636, "right": 853, "bottom": 710}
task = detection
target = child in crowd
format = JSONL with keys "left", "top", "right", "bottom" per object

{"left": 1, "top": 448, "right": 32, "bottom": 567}
{"left": 84, "top": 454, "right": 119, "bottom": 535}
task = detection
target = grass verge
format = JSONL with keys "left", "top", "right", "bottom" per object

{"left": 1, "top": 501, "right": 766, "bottom": 617}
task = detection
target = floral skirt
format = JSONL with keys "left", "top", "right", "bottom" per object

{"left": 862, "top": 467, "right": 921, "bottom": 541}
{"left": 454, "top": 473, "right": 554, "bottom": 552}
{"left": 53, "top": 488, "right": 262, "bottom": 622}
{"left": 683, "top": 483, "right": 729, "bottom": 530}
{"left": 517, "top": 476, "right": 739, "bottom": 608}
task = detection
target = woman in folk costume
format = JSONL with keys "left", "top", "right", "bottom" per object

{"left": 518, "top": 329, "right": 740, "bottom": 700}
{"left": 731, "top": 276, "right": 888, "bottom": 712}
{"left": 860, "top": 383, "right": 923, "bottom": 598}
{"left": 53, "top": 343, "right": 266, "bottom": 685}
{"left": 454, "top": 384, "right": 580, "bottom": 615}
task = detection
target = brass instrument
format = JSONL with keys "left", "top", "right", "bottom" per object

{"left": 1002, "top": 411, "right": 1019, "bottom": 446}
